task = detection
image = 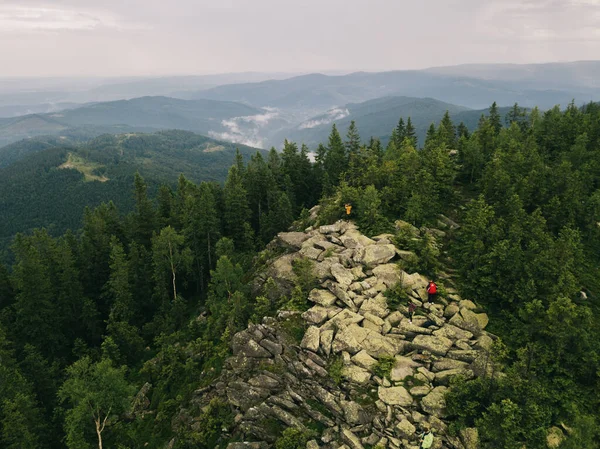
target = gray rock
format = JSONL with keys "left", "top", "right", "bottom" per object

{"left": 459, "top": 300, "right": 477, "bottom": 310}
{"left": 232, "top": 334, "right": 272, "bottom": 358}
{"left": 420, "top": 386, "right": 448, "bottom": 417}
{"left": 351, "top": 350, "right": 378, "bottom": 371}
{"left": 300, "top": 246, "right": 323, "bottom": 260}
{"left": 277, "top": 232, "right": 310, "bottom": 249}
{"left": 431, "top": 358, "right": 469, "bottom": 372}
{"left": 331, "top": 263, "right": 356, "bottom": 287}
{"left": 411, "top": 335, "right": 454, "bottom": 356}
{"left": 396, "top": 419, "right": 416, "bottom": 438}
{"left": 359, "top": 295, "right": 389, "bottom": 319}
{"left": 302, "top": 306, "right": 331, "bottom": 325}
{"left": 321, "top": 309, "right": 364, "bottom": 330}
{"left": 342, "top": 400, "right": 369, "bottom": 425}
{"left": 409, "top": 385, "right": 432, "bottom": 397}
{"left": 308, "top": 289, "right": 338, "bottom": 306}
{"left": 227, "top": 443, "right": 268, "bottom": 449}
{"left": 360, "top": 244, "right": 397, "bottom": 266}
{"left": 342, "top": 427, "right": 365, "bottom": 449}
{"left": 434, "top": 368, "right": 474, "bottom": 386}
{"left": 320, "top": 223, "right": 343, "bottom": 234}
{"left": 390, "top": 356, "right": 421, "bottom": 381}
{"left": 448, "top": 314, "right": 483, "bottom": 337}
{"left": 259, "top": 339, "right": 283, "bottom": 356}
{"left": 226, "top": 381, "right": 270, "bottom": 410}
{"left": 248, "top": 375, "right": 280, "bottom": 389}
{"left": 372, "top": 263, "right": 403, "bottom": 288}
{"left": 301, "top": 326, "right": 321, "bottom": 352}
{"left": 475, "top": 334, "right": 494, "bottom": 352}
{"left": 444, "top": 303, "right": 460, "bottom": 318}
{"left": 378, "top": 386, "right": 413, "bottom": 406}
{"left": 433, "top": 324, "right": 473, "bottom": 341}
{"left": 342, "top": 364, "right": 371, "bottom": 384}
{"left": 387, "top": 311, "right": 404, "bottom": 326}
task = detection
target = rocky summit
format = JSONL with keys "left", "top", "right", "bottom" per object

{"left": 191, "top": 220, "right": 494, "bottom": 449}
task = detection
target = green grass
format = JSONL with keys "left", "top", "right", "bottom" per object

{"left": 58, "top": 152, "right": 109, "bottom": 182}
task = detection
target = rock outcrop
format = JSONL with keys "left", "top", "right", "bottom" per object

{"left": 190, "top": 219, "right": 491, "bottom": 449}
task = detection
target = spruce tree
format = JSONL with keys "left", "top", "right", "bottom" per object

{"left": 324, "top": 124, "right": 347, "bottom": 185}
{"left": 489, "top": 101, "right": 502, "bottom": 135}
{"left": 345, "top": 120, "right": 361, "bottom": 155}
{"left": 405, "top": 117, "right": 417, "bottom": 147}
{"left": 222, "top": 165, "right": 253, "bottom": 251}
{"left": 395, "top": 117, "right": 406, "bottom": 148}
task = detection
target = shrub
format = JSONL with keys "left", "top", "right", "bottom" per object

{"left": 373, "top": 356, "right": 396, "bottom": 380}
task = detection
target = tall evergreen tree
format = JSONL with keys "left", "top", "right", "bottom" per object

{"left": 489, "top": 101, "right": 502, "bottom": 135}
{"left": 405, "top": 117, "right": 417, "bottom": 147}
{"left": 132, "top": 173, "right": 157, "bottom": 247}
{"left": 394, "top": 117, "right": 406, "bottom": 148}
{"left": 345, "top": 120, "right": 361, "bottom": 155}
{"left": 222, "top": 165, "right": 253, "bottom": 252}
{"left": 324, "top": 124, "right": 347, "bottom": 185}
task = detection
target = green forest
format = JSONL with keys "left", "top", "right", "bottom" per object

{"left": 0, "top": 101, "right": 599, "bottom": 448}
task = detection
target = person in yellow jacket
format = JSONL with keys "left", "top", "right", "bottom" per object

{"left": 344, "top": 203, "right": 352, "bottom": 216}
{"left": 419, "top": 429, "right": 434, "bottom": 449}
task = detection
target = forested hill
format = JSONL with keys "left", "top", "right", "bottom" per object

{"left": 0, "top": 130, "right": 265, "bottom": 254}
{"left": 0, "top": 101, "right": 598, "bottom": 448}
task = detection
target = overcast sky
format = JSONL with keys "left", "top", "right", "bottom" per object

{"left": 1, "top": 0, "right": 599, "bottom": 77}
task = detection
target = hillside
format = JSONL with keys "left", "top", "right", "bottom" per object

{"left": 278, "top": 96, "right": 472, "bottom": 148}
{"left": 0, "top": 130, "right": 265, "bottom": 246}
{"left": 0, "top": 96, "right": 281, "bottom": 148}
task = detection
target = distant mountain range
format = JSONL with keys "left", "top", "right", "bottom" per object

{"left": 0, "top": 61, "right": 599, "bottom": 151}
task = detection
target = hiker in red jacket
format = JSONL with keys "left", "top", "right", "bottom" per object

{"left": 426, "top": 280, "right": 437, "bottom": 305}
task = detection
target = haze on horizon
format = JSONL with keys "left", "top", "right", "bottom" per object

{"left": 1, "top": 0, "right": 599, "bottom": 78}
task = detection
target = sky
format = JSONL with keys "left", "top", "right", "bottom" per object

{"left": 1, "top": 0, "right": 599, "bottom": 77}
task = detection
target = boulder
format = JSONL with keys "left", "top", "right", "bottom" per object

{"left": 431, "top": 358, "right": 469, "bottom": 372}
{"left": 359, "top": 295, "right": 389, "bottom": 319}
{"left": 359, "top": 244, "right": 396, "bottom": 266}
{"left": 364, "top": 312, "right": 385, "bottom": 326}
{"left": 475, "top": 313, "right": 489, "bottom": 329}
{"left": 319, "top": 223, "right": 342, "bottom": 234}
{"left": 409, "top": 385, "right": 432, "bottom": 397}
{"left": 444, "top": 303, "right": 460, "bottom": 318}
{"left": 277, "top": 232, "right": 310, "bottom": 249}
{"left": 434, "top": 368, "right": 474, "bottom": 386}
{"left": 259, "top": 339, "right": 283, "bottom": 356}
{"left": 300, "top": 246, "right": 323, "bottom": 260}
{"left": 341, "top": 428, "right": 365, "bottom": 449}
{"left": 302, "top": 306, "right": 331, "bottom": 325}
{"left": 308, "top": 289, "right": 338, "bottom": 306}
{"left": 266, "top": 253, "right": 300, "bottom": 290}
{"left": 226, "top": 381, "right": 270, "bottom": 411}
{"left": 459, "top": 300, "right": 477, "bottom": 310}
{"left": 331, "top": 263, "right": 356, "bottom": 287}
{"left": 372, "top": 264, "right": 403, "bottom": 288}
{"left": 232, "top": 335, "right": 272, "bottom": 358}
{"left": 320, "top": 329, "right": 335, "bottom": 356}
{"left": 321, "top": 309, "right": 364, "bottom": 330}
{"left": 475, "top": 334, "right": 494, "bottom": 352}
{"left": 433, "top": 324, "right": 473, "bottom": 341}
{"left": 395, "top": 220, "right": 419, "bottom": 235}
{"left": 301, "top": 326, "right": 321, "bottom": 352}
{"left": 396, "top": 419, "right": 416, "bottom": 438}
{"left": 306, "top": 441, "right": 320, "bottom": 449}
{"left": 387, "top": 311, "right": 404, "bottom": 326}
{"left": 248, "top": 375, "right": 280, "bottom": 389}
{"left": 351, "top": 350, "right": 378, "bottom": 371}
{"left": 377, "top": 386, "right": 413, "bottom": 406}
{"left": 411, "top": 335, "right": 453, "bottom": 356}
{"left": 313, "top": 258, "right": 338, "bottom": 281}
{"left": 421, "top": 386, "right": 448, "bottom": 417}
{"left": 341, "top": 401, "right": 369, "bottom": 426}
{"left": 342, "top": 364, "right": 371, "bottom": 385}
{"left": 398, "top": 320, "right": 434, "bottom": 335}
{"left": 390, "top": 356, "right": 421, "bottom": 381}
{"left": 332, "top": 324, "right": 406, "bottom": 357}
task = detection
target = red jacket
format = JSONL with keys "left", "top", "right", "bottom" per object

{"left": 427, "top": 282, "right": 437, "bottom": 294}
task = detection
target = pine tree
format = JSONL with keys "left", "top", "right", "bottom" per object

{"left": 222, "top": 165, "right": 253, "bottom": 251}
{"left": 132, "top": 173, "right": 157, "bottom": 247}
{"left": 405, "top": 117, "right": 417, "bottom": 147}
{"left": 489, "top": 101, "right": 502, "bottom": 135}
{"left": 394, "top": 117, "right": 406, "bottom": 148}
{"left": 437, "top": 110, "right": 457, "bottom": 148}
{"left": 345, "top": 120, "right": 361, "bottom": 155}
{"left": 324, "top": 124, "right": 347, "bottom": 185}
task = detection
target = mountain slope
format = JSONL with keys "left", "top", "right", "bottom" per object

{"left": 276, "top": 96, "right": 472, "bottom": 147}
{"left": 0, "top": 130, "right": 265, "bottom": 244}
{"left": 0, "top": 96, "right": 278, "bottom": 148}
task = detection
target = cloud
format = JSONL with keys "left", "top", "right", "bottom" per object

{"left": 0, "top": 4, "right": 146, "bottom": 32}
{"left": 299, "top": 107, "right": 350, "bottom": 129}
{"left": 208, "top": 107, "right": 281, "bottom": 148}
{"left": 476, "top": 0, "right": 600, "bottom": 42}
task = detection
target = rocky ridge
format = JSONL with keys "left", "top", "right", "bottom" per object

{"left": 193, "top": 220, "right": 494, "bottom": 449}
